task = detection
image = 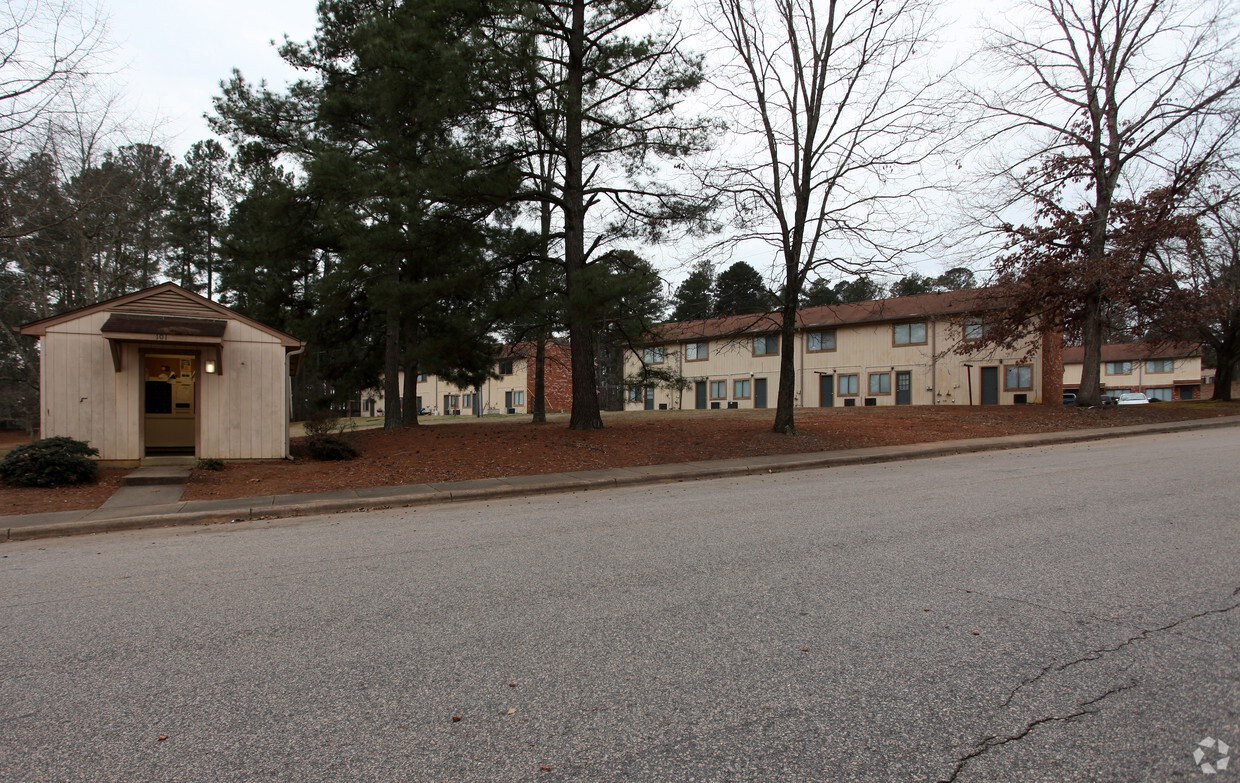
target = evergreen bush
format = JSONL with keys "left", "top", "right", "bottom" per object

{"left": 0, "top": 437, "right": 99, "bottom": 487}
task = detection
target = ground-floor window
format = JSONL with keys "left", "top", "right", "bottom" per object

{"left": 868, "top": 372, "right": 890, "bottom": 395}
{"left": 1005, "top": 365, "right": 1033, "bottom": 391}
{"left": 733, "top": 379, "right": 751, "bottom": 399}
{"left": 839, "top": 374, "right": 859, "bottom": 396}
{"left": 710, "top": 380, "right": 726, "bottom": 399}
{"left": 1146, "top": 387, "right": 1173, "bottom": 401}
{"left": 513, "top": 391, "right": 526, "bottom": 406}
{"left": 628, "top": 387, "right": 642, "bottom": 402}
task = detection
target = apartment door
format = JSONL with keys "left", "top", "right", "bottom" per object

{"left": 819, "top": 374, "right": 834, "bottom": 407}
{"left": 143, "top": 353, "right": 197, "bottom": 456}
{"left": 753, "top": 378, "right": 767, "bottom": 408}
{"left": 644, "top": 387, "right": 655, "bottom": 410}
{"left": 895, "top": 371, "right": 912, "bottom": 405}
{"left": 980, "top": 367, "right": 999, "bottom": 405}
{"left": 695, "top": 381, "right": 707, "bottom": 409}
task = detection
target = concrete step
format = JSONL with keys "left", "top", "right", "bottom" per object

{"left": 121, "top": 467, "right": 192, "bottom": 486}
{"left": 139, "top": 456, "right": 197, "bottom": 467}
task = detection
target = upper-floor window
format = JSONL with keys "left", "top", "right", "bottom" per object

{"left": 498, "top": 360, "right": 513, "bottom": 376}
{"left": 1105, "top": 361, "right": 1132, "bottom": 375}
{"left": 893, "top": 322, "right": 927, "bottom": 346}
{"left": 1004, "top": 365, "right": 1033, "bottom": 390}
{"left": 964, "top": 318, "right": 989, "bottom": 341}
{"left": 806, "top": 330, "right": 836, "bottom": 352}
{"left": 416, "top": 373, "right": 428, "bottom": 382}
{"left": 1145, "top": 359, "right": 1174, "bottom": 373}
{"left": 753, "top": 335, "right": 779, "bottom": 356}
{"left": 644, "top": 346, "right": 665, "bottom": 364}
{"left": 685, "top": 342, "right": 709, "bottom": 361}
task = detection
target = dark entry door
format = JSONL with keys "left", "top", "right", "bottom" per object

{"left": 895, "top": 371, "right": 912, "bottom": 405}
{"left": 820, "top": 374, "right": 834, "bottom": 407}
{"left": 980, "top": 366, "right": 999, "bottom": 405}
{"left": 754, "top": 378, "right": 767, "bottom": 408}
{"left": 644, "top": 387, "right": 655, "bottom": 410}
{"left": 695, "top": 381, "right": 707, "bottom": 409}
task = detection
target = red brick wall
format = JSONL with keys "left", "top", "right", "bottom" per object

{"left": 524, "top": 341, "right": 573, "bottom": 413}
{"left": 1041, "top": 327, "right": 1064, "bottom": 405}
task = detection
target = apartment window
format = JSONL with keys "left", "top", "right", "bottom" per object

{"left": 685, "top": 342, "right": 709, "bottom": 361}
{"left": 1145, "top": 359, "right": 1174, "bottom": 373}
{"left": 628, "top": 386, "right": 643, "bottom": 402}
{"left": 1105, "top": 361, "right": 1132, "bottom": 375}
{"left": 868, "top": 372, "right": 891, "bottom": 395}
{"left": 461, "top": 393, "right": 473, "bottom": 407}
{"left": 644, "top": 346, "right": 665, "bottom": 364}
{"left": 416, "top": 373, "right": 428, "bottom": 382}
{"left": 964, "top": 318, "right": 989, "bottom": 341}
{"left": 734, "top": 379, "right": 751, "bottom": 399}
{"left": 753, "top": 335, "right": 779, "bottom": 356}
{"left": 498, "top": 360, "right": 513, "bottom": 376}
{"left": 838, "top": 374, "right": 859, "bottom": 396}
{"left": 893, "top": 322, "right": 927, "bottom": 346}
{"left": 1005, "top": 365, "right": 1033, "bottom": 391}
{"left": 1147, "top": 387, "right": 1173, "bottom": 401}
{"left": 807, "top": 330, "right": 836, "bottom": 352}
{"left": 447, "top": 395, "right": 460, "bottom": 408}
{"left": 513, "top": 391, "right": 525, "bottom": 406}
{"left": 710, "top": 380, "right": 727, "bottom": 399}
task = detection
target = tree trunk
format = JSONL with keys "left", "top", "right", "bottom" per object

{"left": 383, "top": 271, "right": 403, "bottom": 429}
{"left": 532, "top": 332, "right": 548, "bottom": 424}
{"left": 772, "top": 298, "right": 798, "bottom": 434}
{"left": 1076, "top": 286, "right": 1105, "bottom": 406}
{"left": 564, "top": 0, "right": 602, "bottom": 430}
{"left": 402, "top": 357, "right": 420, "bottom": 426}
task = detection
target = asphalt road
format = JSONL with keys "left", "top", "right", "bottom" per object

{"left": 2, "top": 427, "right": 1237, "bottom": 782}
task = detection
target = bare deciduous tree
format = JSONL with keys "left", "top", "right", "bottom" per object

{"left": 971, "top": 0, "right": 1240, "bottom": 405}
{"left": 704, "top": 0, "right": 953, "bottom": 434}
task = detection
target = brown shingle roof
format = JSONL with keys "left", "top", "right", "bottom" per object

{"left": 651, "top": 289, "right": 1001, "bottom": 342}
{"left": 1063, "top": 342, "right": 1201, "bottom": 363}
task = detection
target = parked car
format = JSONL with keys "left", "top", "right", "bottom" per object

{"left": 1062, "top": 392, "right": 1077, "bottom": 405}
{"left": 1099, "top": 394, "right": 1117, "bottom": 406}
{"left": 1116, "top": 392, "right": 1150, "bottom": 405}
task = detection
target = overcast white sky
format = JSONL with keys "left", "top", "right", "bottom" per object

{"left": 104, "top": 0, "right": 319, "bottom": 155}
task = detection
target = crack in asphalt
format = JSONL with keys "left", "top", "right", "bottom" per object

{"left": 998, "top": 596, "right": 1240, "bottom": 709}
{"left": 939, "top": 680, "right": 1138, "bottom": 783}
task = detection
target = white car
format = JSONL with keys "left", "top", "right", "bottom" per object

{"left": 1116, "top": 392, "right": 1150, "bottom": 405}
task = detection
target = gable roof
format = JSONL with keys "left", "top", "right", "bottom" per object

{"left": 1063, "top": 342, "right": 1201, "bottom": 364}
{"left": 652, "top": 288, "right": 1001, "bottom": 342}
{"left": 20, "top": 282, "right": 303, "bottom": 348}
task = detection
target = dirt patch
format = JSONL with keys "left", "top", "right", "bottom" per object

{"left": 3, "top": 402, "right": 1234, "bottom": 517}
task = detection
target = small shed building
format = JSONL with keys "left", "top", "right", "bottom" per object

{"left": 20, "top": 283, "right": 304, "bottom": 463}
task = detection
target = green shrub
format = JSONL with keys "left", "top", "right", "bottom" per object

{"left": 303, "top": 435, "right": 359, "bottom": 461}
{"left": 0, "top": 436, "right": 99, "bottom": 488}
{"left": 194, "top": 458, "right": 225, "bottom": 471}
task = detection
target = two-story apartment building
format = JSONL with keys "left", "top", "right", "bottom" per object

{"left": 624, "top": 290, "right": 1060, "bottom": 410}
{"left": 360, "top": 341, "right": 572, "bottom": 417}
{"left": 1062, "top": 342, "right": 1203, "bottom": 401}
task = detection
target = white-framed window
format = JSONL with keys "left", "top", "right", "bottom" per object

{"left": 753, "top": 335, "right": 779, "bottom": 355}
{"left": 710, "top": 380, "right": 727, "bottom": 399}
{"left": 1105, "top": 361, "right": 1132, "bottom": 375}
{"left": 1145, "top": 359, "right": 1174, "bottom": 373}
{"left": 1147, "top": 387, "right": 1173, "bottom": 401}
{"left": 838, "top": 374, "right": 859, "bottom": 395}
{"left": 807, "top": 330, "right": 836, "bottom": 352}
{"left": 868, "top": 372, "right": 890, "bottom": 395}
{"left": 685, "top": 342, "right": 709, "bottom": 361}
{"left": 1005, "top": 365, "right": 1033, "bottom": 390}
{"left": 644, "top": 346, "right": 665, "bottom": 364}
{"left": 513, "top": 391, "right": 525, "bottom": 406}
{"left": 893, "top": 322, "right": 927, "bottom": 345}
{"left": 734, "top": 379, "right": 751, "bottom": 399}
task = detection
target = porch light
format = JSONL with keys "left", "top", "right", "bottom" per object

{"left": 205, "top": 360, "right": 217, "bottom": 374}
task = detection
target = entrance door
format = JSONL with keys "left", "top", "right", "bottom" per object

{"left": 695, "top": 381, "right": 707, "bottom": 409}
{"left": 980, "top": 366, "right": 999, "bottom": 405}
{"left": 754, "top": 378, "right": 767, "bottom": 409}
{"left": 820, "top": 374, "right": 834, "bottom": 407}
{"left": 143, "top": 353, "right": 197, "bottom": 456}
{"left": 895, "top": 371, "right": 912, "bottom": 405}
{"left": 644, "top": 387, "right": 655, "bottom": 410}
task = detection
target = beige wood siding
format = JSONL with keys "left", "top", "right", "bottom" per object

{"left": 198, "top": 321, "right": 289, "bottom": 460}
{"left": 113, "top": 289, "right": 223, "bottom": 319}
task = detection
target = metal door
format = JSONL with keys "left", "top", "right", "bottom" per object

{"left": 754, "top": 378, "right": 767, "bottom": 408}
{"left": 695, "top": 381, "right": 707, "bottom": 409}
{"left": 896, "top": 371, "right": 912, "bottom": 405}
{"left": 644, "top": 387, "right": 655, "bottom": 410}
{"left": 980, "top": 367, "right": 999, "bottom": 405}
{"left": 820, "top": 374, "right": 834, "bottom": 407}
